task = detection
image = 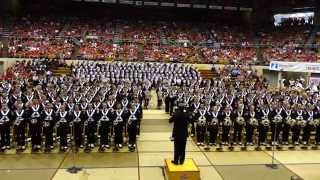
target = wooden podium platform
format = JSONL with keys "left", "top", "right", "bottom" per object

{"left": 164, "top": 159, "right": 201, "bottom": 180}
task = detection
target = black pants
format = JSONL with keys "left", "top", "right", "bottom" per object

{"left": 60, "top": 133, "right": 68, "bottom": 147}
{"left": 271, "top": 123, "right": 282, "bottom": 142}
{"left": 128, "top": 121, "right": 137, "bottom": 145}
{"left": 258, "top": 125, "right": 268, "bottom": 144}
{"left": 44, "top": 132, "right": 53, "bottom": 148}
{"left": 302, "top": 125, "right": 312, "bottom": 143}
{"left": 208, "top": 125, "right": 218, "bottom": 144}
{"left": 114, "top": 124, "right": 124, "bottom": 144}
{"left": 100, "top": 126, "right": 110, "bottom": 146}
{"left": 165, "top": 97, "right": 170, "bottom": 113}
{"left": 233, "top": 124, "right": 243, "bottom": 143}
{"left": 87, "top": 132, "right": 96, "bottom": 145}
{"left": 16, "top": 133, "right": 25, "bottom": 146}
{"left": 0, "top": 128, "right": 10, "bottom": 147}
{"left": 31, "top": 133, "right": 42, "bottom": 147}
{"left": 222, "top": 125, "right": 230, "bottom": 143}
{"left": 245, "top": 125, "right": 255, "bottom": 144}
{"left": 196, "top": 124, "right": 205, "bottom": 143}
{"left": 282, "top": 124, "right": 290, "bottom": 143}
{"left": 316, "top": 126, "right": 320, "bottom": 143}
{"left": 174, "top": 139, "right": 187, "bottom": 164}
{"left": 157, "top": 99, "right": 162, "bottom": 109}
{"left": 292, "top": 125, "right": 300, "bottom": 143}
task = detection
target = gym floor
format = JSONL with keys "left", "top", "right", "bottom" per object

{"left": 0, "top": 109, "right": 320, "bottom": 180}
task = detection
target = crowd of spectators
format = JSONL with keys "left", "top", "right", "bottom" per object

{"left": 4, "top": 16, "right": 319, "bottom": 64}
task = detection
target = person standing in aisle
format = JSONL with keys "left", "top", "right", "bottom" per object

{"left": 171, "top": 100, "right": 190, "bottom": 165}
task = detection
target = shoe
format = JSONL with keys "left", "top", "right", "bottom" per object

{"left": 201, "top": 143, "right": 205, "bottom": 146}
{"left": 284, "top": 142, "right": 289, "bottom": 145}
{"left": 171, "top": 160, "right": 179, "bottom": 165}
{"left": 133, "top": 144, "right": 136, "bottom": 147}
{"left": 21, "top": 146, "right": 26, "bottom": 150}
{"left": 294, "top": 142, "right": 299, "bottom": 145}
{"left": 106, "top": 145, "right": 110, "bottom": 149}
{"left": 1, "top": 146, "right": 5, "bottom": 150}
{"left": 190, "top": 134, "right": 194, "bottom": 137}
{"left": 80, "top": 145, "right": 84, "bottom": 148}
{"left": 303, "top": 142, "right": 307, "bottom": 145}
{"left": 50, "top": 146, "right": 54, "bottom": 149}
{"left": 238, "top": 142, "right": 242, "bottom": 146}
{"left": 118, "top": 144, "right": 123, "bottom": 148}
{"left": 196, "top": 142, "right": 201, "bottom": 146}
{"left": 209, "top": 143, "right": 213, "bottom": 146}
{"left": 179, "top": 161, "right": 184, "bottom": 165}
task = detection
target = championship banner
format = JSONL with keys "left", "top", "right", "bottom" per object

{"left": 269, "top": 61, "right": 320, "bottom": 73}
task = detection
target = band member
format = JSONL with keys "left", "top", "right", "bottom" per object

{"left": 98, "top": 103, "right": 113, "bottom": 150}
{"left": 245, "top": 105, "right": 258, "bottom": 146}
{"left": 84, "top": 104, "right": 98, "bottom": 149}
{"left": 133, "top": 98, "right": 143, "bottom": 136}
{"left": 292, "top": 105, "right": 304, "bottom": 145}
{"left": 207, "top": 105, "right": 220, "bottom": 145}
{"left": 233, "top": 104, "right": 245, "bottom": 145}
{"left": 164, "top": 90, "right": 170, "bottom": 113}
{"left": 314, "top": 104, "right": 320, "bottom": 145}
{"left": 171, "top": 100, "right": 190, "bottom": 165}
{"left": 72, "top": 105, "right": 85, "bottom": 149}
{"left": 127, "top": 102, "right": 139, "bottom": 150}
{"left": 190, "top": 97, "right": 200, "bottom": 137}
{"left": 221, "top": 106, "right": 232, "bottom": 145}
{"left": 143, "top": 89, "right": 151, "bottom": 109}
{"left": 157, "top": 89, "right": 163, "bottom": 109}
{"left": 28, "top": 99, "right": 42, "bottom": 151}
{"left": 270, "top": 103, "right": 283, "bottom": 146}
{"left": 195, "top": 104, "right": 207, "bottom": 146}
{"left": 0, "top": 104, "right": 13, "bottom": 150}
{"left": 258, "top": 105, "right": 270, "bottom": 145}
{"left": 282, "top": 103, "right": 292, "bottom": 145}
{"left": 113, "top": 103, "right": 125, "bottom": 148}
{"left": 14, "top": 103, "right": 27, "bottom": 151}
{"left": 302, "top": 104, "right": 314, "bottom": 145}
{"left": 56, "top": 105, "right": 69, "bottom": 151}
{"left": 42, "top": 103, "right": 55, "bottom": 150}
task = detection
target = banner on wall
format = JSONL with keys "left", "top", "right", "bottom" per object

{"left": 269, "top": 61, "right": 320, "bottom": 73}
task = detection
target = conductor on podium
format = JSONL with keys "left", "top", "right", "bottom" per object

{"left": 171, "top": 100, "right": 190, "bottom": 165}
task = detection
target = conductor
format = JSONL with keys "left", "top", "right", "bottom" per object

{"left": 171, "top": 100, "right": 190, "bottom": 165}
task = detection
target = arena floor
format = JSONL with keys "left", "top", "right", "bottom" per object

{"left": 0, "top": 109, "right": 320, "bottom": 180}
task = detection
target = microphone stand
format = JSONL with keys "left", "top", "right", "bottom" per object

{"left": 67, "top": 121, "right": 82, "bottom": 174}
